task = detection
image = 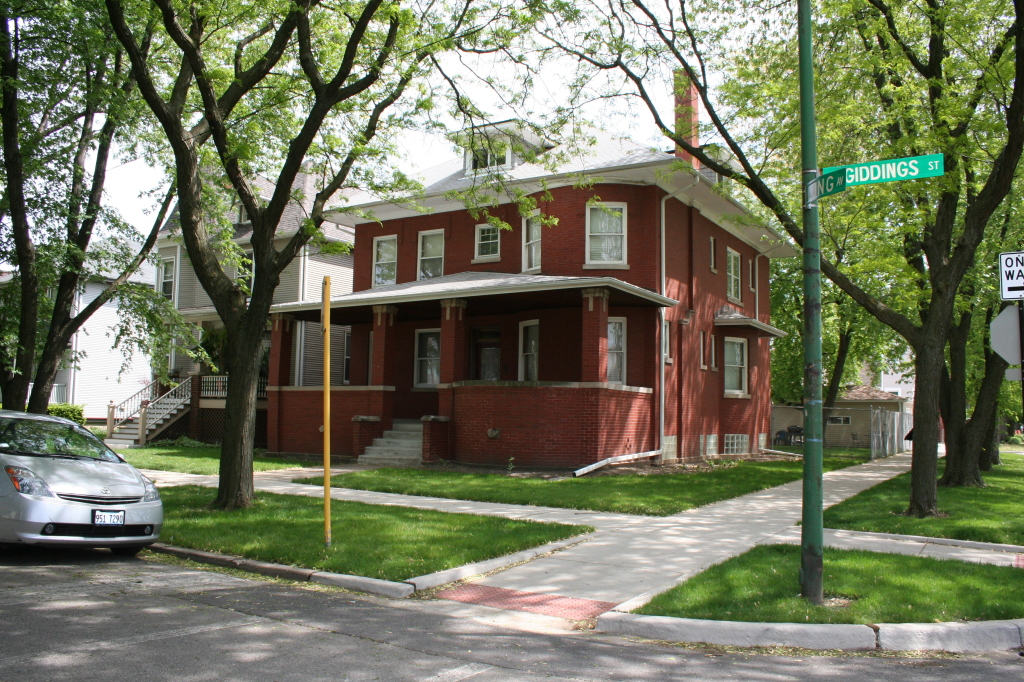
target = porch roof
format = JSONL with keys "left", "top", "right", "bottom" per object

{"left": 272, "top": 271, "right": 678, "bottom": 325}
{"left": 713, "top": 305, "right": 787, "bottom": 338}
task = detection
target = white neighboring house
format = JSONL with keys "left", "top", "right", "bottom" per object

{"left": 0, "top": 263, "right": 156, "bottom": 419}
{"left": 49, "top": 262, "right": 157, "bottom": 420}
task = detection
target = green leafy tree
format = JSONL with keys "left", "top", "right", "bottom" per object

{"left": 0, "top": 0, "right": 191, "bottom": 414}
{"left": 105, "top": 0, "right": 536, "bottom": 508}
{"left": 537, "top": 0, "right": 1024, "bottom": 515}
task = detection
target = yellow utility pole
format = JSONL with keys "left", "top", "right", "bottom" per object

{"left": 322, "top": 276, "right": 332, "bottom": 548}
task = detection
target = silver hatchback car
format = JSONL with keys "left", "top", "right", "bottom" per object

{"left": 0, "top": 410, "right": 162, "bottom": 555}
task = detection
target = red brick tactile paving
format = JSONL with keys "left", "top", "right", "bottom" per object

{"left": 1016, "top": 554, "right": 1024, "bottom": 569}
{"left": 436, "top": 584, "right": 618, "bottom": 620}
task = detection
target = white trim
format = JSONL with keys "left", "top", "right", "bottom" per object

{"left": 748, "top": 258, "right": 756, "bottom": 292}
{"left": 699, "top": 330, "right": 707, "bottom": 370}
{"left": 522, "top": 210, "right": 541, "bottom": 272}
{"left": 709, "top": 236, "right": 718, "bottom": 273}
{"left": 474, "top": 223, "right": 501, "bottom": 261}
{"left": 607, "top": 317, "right": 627, "bottom": 384}
{"left": 414, "top": 328, "right": 442, "bottom": 387}
{"left": 173, "top": 245, "right": 181, "bottom": 307}
{"left": 417, "top": 229, "right": 445, "bottom": 281}
{"left": 723, "top": 336, "right": 748, "bottom": 394}
{"left": 585, "top": 201, "right": 627, "bottom": 266}
{"left": 710, "top": 333, "right": 717, "bottom": 371}
{"left": 726, "top": 247, "right": 742, "bottom": 303}
{"left": 662, "top": 318, "right": 671, "bottom": 361}
{"left": 372, "top": 234, "right": 398, "bottom": 287}
{"left": 518, "top": 319, "right": 540, "bottom": 381}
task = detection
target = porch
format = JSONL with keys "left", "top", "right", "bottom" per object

{"left": 266, "top": 272, "right": 674, "bottom": 467}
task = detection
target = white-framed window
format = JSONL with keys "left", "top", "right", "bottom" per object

{"left": 474, "top": 224, "right": 500, "bottom": 261}
{"left": 414, "top": 329, "right": 441, "bottom": 387}
{"left": 372, "top": 235, "right": 398, "bottom": 287}
{"left": 724, "top": 434, "right": 749, "bottom": 455}
{"left": 466, "top": 145, "right": 511, "bottom": 173}
{"left": 343, "top": 329, "right": 351, "bottom": 385}
{"left": 709, "top": 236, "right": 718, "bottom": 272}
{"left": 749, "top": 259, "right": 756, "bottom": 292}
{"left": 586, "top": 202, "right": 627, "bottom": 265}
{"left": 368, "top": 330, "right": 374, "bottom": 382}
{"left": 160, "top": 258, "right": 175, "bottom": 300}
{"left": 237, "top": 201, "right": 250, "bottom": 224}
{"left": 522, "top": 211, "right": 542, "bottom": 272}
{"left": 662, "top": 319, "right": 671, "bottom": 361}
{"left": 758, "top": 433, "right": 768, "bottom": 451}
{"left": 699, "top": 330, "right": 707, "bottom": 370}
{"left": 726, "top": 248, "right": 742, "bottom": 302}
{"left": 705, "top": 434, "right": 718, "bottom": 457}
{"left": 827, "top": 416, "right": 852, "bottom": 425}
{"left": 607, "top": 317, "right": 626, "bottom": 384}
{"left": 519, "top": 319, "right": 539, "bottom": 381}
{"left": 417, "top": 230, "right": 444, "bottom": 280}
{"left": 724, "top": 337, "right": 747, "bottom": 394}
{"left": 710, "top": 333, "right": 717, "bottom": 370}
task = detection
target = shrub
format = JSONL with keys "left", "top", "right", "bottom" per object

{"left": 47, "top": 403, "right": 86, "bottom": 426}
{"left": 88, "top": 426, "right": 108, "bottom": 439}
{"left": 149, "top": 435, "right": 209, "bottom": 448}
{"left": 1007, "top": 435, "right": 1023, "bottom": 445}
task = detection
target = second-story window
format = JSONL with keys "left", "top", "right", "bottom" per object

{"left": 587, "top": 203, "right": 626, "bottom": 265}
{"left": 523, "top": 213, "right": 541, "bottom": 272}
{"left": 727, "top": 248, "right": 742, "bottom": 302}
{"left": 710, "top": 236, "right": 718, "bottom": 272}
{"left": 475, "top": 224, "right": 500, "bottom": 261}
{"left": 373, "top": 235, "right": 397, "bottom": 287}
{"left": 161, "top": 258, "right": 175, "bottom": 300}
{"left": 418, "top": 230, "right": 444, "bottom": 280}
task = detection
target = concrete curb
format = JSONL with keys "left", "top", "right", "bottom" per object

{"left": 405, "top": 533, "right": 595, "bottom": 591}
{"left": 595, "top": 612, "right": 1024, "bottom": 653}
{"left": 822, "top": 528, "right": 1024, "bottom": 555}
{"left": 148, "top": 543, "right": 412, "bottom": 599}
{"left": 596, "top": 612, "right": 876, "bottom": 651}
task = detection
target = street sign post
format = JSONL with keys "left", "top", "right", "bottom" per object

{"left": 823, "top": 154, "right": 944, "bottom": 188}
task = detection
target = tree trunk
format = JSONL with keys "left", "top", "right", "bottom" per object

{"left": 937, "top": 313, "right": 983, "bottom": 486}
{"left": 908, "top": 339, "right": 943, "bottom": 516}
{"left": 26, "top": 326, "right": 74, "bottom": 414}
{"left": 213, "top": 312, "right": 267, "bottom": 510}
{"left": 980, "top": 416, "right": 999, "bottom": 471}
{"left": 822, "top": 326, "right": 852, "bottom": 446}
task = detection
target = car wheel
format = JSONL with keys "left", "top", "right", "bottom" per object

{"left": 109, "top": 545, "right": 146, "bottom": 557}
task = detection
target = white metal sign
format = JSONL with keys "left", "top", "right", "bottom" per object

{"left": 990, "top": 305, "right": 1020, "bottom": 365}
{"left": 1000, "top": 251, "right": 1024, "bottom": 300}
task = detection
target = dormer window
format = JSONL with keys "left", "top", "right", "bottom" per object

{"left": 466, "top": 146, "right": 511, "bottom": 173}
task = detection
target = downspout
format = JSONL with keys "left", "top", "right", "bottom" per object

{"left": 659, "top": 173, "right": 700, "bottom": 461}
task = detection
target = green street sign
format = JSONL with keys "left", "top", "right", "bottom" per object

{"left": 823, "top": 153, "right": 944, "bottom": 188}
{"left": 816, "top": 168, "right": 847, "bottom": 197}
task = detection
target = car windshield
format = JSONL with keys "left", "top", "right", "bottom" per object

{"left": 0, "top": 418, "right": 121, "bottom": 462}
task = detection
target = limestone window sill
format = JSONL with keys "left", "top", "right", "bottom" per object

{"left": 582, "top": 263, "right": 630, "bottom": 270}
{"left": 723, "top": 391, "right": 751, "bottom": 399}
{"left": 471, "top": 256, "right": 500, "bottom": 264}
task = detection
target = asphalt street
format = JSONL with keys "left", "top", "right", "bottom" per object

{"left": 1, "top": 546, "right": 1021, "bottom": 681}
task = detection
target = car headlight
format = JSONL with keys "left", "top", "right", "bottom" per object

{"left": 4, "top": 466, "right": 56, "bottom": 498}
{"left": 141, "top": 476, "right": 160, "bottom": 502}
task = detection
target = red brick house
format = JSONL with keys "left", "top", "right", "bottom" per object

{"left": 265, "top": 120, "right": 792, "bottom": 467}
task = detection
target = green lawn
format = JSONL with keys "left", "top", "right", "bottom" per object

{"left": 295, "top": 449, "right": 872, "bottom": 516}
{"left": 637, "top": 544, "right": 1024, "bottom": 624}
{"left": 158, "top": 486, "right": 588, "bottom": 582}
{"left": 823, "top": 452, "right": 1024, "bottom": 546}
{"left": 121, "top": 445, "right": 303, "bottom": 475}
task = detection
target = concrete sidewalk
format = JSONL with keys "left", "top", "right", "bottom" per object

{"left": 142, "top": 452, "right": 942, "bottom": 613}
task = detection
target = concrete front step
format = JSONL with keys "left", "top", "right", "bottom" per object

{"left": 373, "top": 437, "right": 422, "bottom": 448}
{"left": 363, "top": 445, "right": 421, "bottom": 457}
{"left": 389, "top": 421, "right": 423, "bottom": 432}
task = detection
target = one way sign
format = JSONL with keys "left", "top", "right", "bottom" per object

{"left": 1000, "top": 251, "right": 1024, "bottom": 300}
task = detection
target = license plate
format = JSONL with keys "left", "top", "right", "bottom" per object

{"left": 93, "top": 510, "right": 125, "bottom": 526}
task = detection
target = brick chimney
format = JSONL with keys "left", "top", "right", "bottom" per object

{"left": 674, "top": 71, "right": 700, "bottom": 168}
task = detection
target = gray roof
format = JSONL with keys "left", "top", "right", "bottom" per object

{"left": 272, "top": 271, "right": 677, "bottom": 315}
{"left": 713, "top": 305, "right": 787, "bottom": 337}
{"left": 336, "top": 135, "right": 671, "bottom": 209}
